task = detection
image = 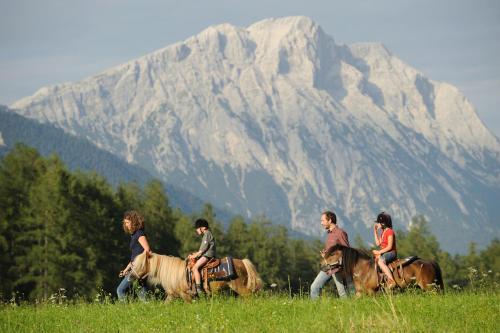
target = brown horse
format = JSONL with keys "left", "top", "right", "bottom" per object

{"left": 322, "top": 244, "right": 444, "bottom": 296}
{"left": 130, "top": 252, "right": 263, "bottom": 302}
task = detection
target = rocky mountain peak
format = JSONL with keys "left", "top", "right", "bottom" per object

{"left": 9, "top": 16, "right": 500, "bottom": 252}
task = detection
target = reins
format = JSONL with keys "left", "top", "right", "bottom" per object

{"left": 129, "top": 263, "right": 142, "bottom": 279}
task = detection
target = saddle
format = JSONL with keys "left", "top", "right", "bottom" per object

{"left": 388, "top": 256, "right": 419, "bottom": 271}
{"left": 187, "top": 257, "right": 236, "bottom": 293}
{"left": 378, "top": 256, "right": 419, "bottom": 288}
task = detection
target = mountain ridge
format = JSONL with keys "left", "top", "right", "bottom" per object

{"left": 0, "top": 105, "right": 218, "bottom": 217}
{"left": 9, "top": 16, "right": 500, "bottom": 252}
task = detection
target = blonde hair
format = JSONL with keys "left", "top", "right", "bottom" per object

{"left": 123, "top": 210, "right": 145, "bottom": 234}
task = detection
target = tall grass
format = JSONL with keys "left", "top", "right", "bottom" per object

{"left": 1, "top": 290, "right": 498, "bottom": 332}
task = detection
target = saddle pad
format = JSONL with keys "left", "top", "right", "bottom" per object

{"left": 204, "top": 256, "right": 236, "bottom": 281}
{"left": 186, "top": 257, "right": 237, "bottom": 286}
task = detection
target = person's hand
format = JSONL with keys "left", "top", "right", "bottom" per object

{"left": 119, "top": 270, "right": 125, "bottom": 277}
{"left": 374, "top": 223, "right": 380, "bottom": 230}
{"left": 372, "top": 249, "right": 380, "bottom": 256}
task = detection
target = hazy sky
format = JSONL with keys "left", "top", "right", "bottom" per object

{"left": 1, "top": 0, "right": 499, "bottom": 136}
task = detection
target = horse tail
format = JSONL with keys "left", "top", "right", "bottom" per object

{"left": 431, "top": 260, "right": 444, "bottom": 293}
{"left": 242, "top": 259, "right": 263, "bottom": 292}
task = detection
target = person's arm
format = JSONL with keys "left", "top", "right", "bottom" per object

{"left": 119, "top": 262, "right": 132, "bottom": 277}
{"left": 189, "top": 250, "right": 203, "bottom": 259}
{"left": 188, "top": 233, "right": 209, "bottom": 259}
{"left": 138, "top": 235, "right": 151, "bottom": 254}
{"left": 373, "top": 235, "right": 394, "bottom": 255}
{"left": 373, "top": 224, "right": 381, "bottom": 246}
{"left": 339, "top": 230, "right": 350, "bottom": 247}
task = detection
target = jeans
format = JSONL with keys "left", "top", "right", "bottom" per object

{"left": 381, "top": 251, "right": 397, "bottom": 264}
{"left": 116, "top": 274, "right": 147, "bottom": 301}
{"left": 310, "top": 270, "right": 352, "bottom": 299}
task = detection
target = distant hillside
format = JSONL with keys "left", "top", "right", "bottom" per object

{"left": 0, "top": 105, "right": 209, "bottom": 215}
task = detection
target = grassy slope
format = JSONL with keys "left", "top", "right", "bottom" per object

{"left": 1, "top": 291, "right": 498, "bottom": 332}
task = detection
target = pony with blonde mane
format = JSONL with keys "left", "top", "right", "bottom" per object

{"left": 131, "top": 252, "right": 262, "bottom": 302}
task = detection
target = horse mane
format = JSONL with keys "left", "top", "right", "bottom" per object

{"left": 326, "top": 244, "right": 372, "bottom": 278}
{"left": 134, "top": 252, "right": 189, "bottom": 294}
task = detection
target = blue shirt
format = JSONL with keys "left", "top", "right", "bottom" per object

{"left": 130, "top": 229, "right": 145, "bottom": 261}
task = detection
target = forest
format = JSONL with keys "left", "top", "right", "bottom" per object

{"left": 0, "top": 144, "right": 498, "bottom": 301}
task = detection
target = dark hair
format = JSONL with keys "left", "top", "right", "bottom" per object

{"left": 194, "top": 218, "right": 209, "bottom": 229}
{"left": 376, "top": 212, "right": 392, "bottom": 228}
{"left": 322, "top": 211, "right": 337, "bottom": 225}
{"left": 123, "top": 210, "right": 145, "bottom": 234}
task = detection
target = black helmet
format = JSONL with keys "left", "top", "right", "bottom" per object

{"left": 194, "top": 218, "right": 209, "bottom": 229}
{"left": 376, "top": 212, "right": 392, "bottom": 228}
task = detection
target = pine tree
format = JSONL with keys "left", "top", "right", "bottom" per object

{"left": 115, "top": 182, "right": 144, "bottom": 213}
{"left": 396, "top": 215, "right": 441, "bottom": 260}
{"left": 173, "top": 212, "right": 199, "bottom": 258}
{"left": 0, "top": 144, "right": 43, "bottom": 299}
{"left": 143, "top": 180, "right": 179, "bottom": 255}
{"left": 66, "top": 171, "right": 124, "bottom": 297}
{"left": 287, "top": 238, "right": 320, "bottom": 291}
{"left": 13, "top": 155, "right": 73, "bottom": 300}
{"left": 226, "top": 215, "right": 249, "bottom": 258}
{"left": 353, "top": 233, "right": 368, "bottom": 250}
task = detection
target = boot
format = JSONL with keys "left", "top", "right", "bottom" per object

{"left": 195, "top": 284, "right": 205, "bottom": 296}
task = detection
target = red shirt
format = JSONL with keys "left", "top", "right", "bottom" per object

{"left": 380, "top": 228, "right": 396, "bottom": 252}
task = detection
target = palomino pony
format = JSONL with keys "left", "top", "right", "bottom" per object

{"left": 322, "top": 244, "right": 444, "bottom": 296}
{"left": 130, "top": 252, "right": 262, "bottom": 302}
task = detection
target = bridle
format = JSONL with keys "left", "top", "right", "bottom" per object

{"left": 321, "top": 256, "right": 342, "bottom": 272}
{"left": 129, "top": 263, "right": 144, "bottom": 279}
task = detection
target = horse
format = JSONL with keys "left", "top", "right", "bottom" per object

{"left": 130, "top": 251, "right": 263, "bottom": 302}
{"left": 322, "top": 244, "right": 444, "bottom": 296}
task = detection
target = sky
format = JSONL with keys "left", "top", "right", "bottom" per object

{"left": 1, "top": 0, "right": 499, "bottom": 137}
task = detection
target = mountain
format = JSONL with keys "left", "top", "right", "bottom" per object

{"left": 0, "top": 105, "right": 210, "bottom": 215}
{"left": 9, "top": 16, "right": 500, "bottom": 252}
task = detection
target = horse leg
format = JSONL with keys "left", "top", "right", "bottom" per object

{"left": 179, "top": 291, "right": 192, "bottom": 303}
{"left": 165, "top": 293, "right": 175, "bottom": 303}
{"left": 228, "top": 279, "right": 252, "bottom": 297}
{"left": 418, "top": 264, "right": 437, "bottom": 291}
{"left": 210, "top": 281, "right": 224, "bottom": 293}
{"left": 351, "top": 275, "right": 364, "bottom": 297}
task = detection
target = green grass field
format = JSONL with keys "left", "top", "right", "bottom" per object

{"left": 1, "top": 290, "right": 498, "bottom": 332}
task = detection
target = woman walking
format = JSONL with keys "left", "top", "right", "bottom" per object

{"left": 117, "top": 210, "right": 152, "bottom": 301}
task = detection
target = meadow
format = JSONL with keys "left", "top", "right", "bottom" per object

{"left": 1, "top": 290, "right": 498, "bottom": 333}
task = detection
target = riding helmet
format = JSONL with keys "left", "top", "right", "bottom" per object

{"left": 376, "top": 212, "right": 392, "bottom": 228}
{"left": 194, "top": 218, "right": 209, "bottom": 229}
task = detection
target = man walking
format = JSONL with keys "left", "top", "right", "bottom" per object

{"left": 310, "top": 210, "right": 351, "bottom": 299}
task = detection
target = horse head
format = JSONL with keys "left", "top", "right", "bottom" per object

{"left": 321, "top": 244, "right": 345, "bottom": 271}
{"left": 130, "top": 251, "right": 152, "bottom": 280}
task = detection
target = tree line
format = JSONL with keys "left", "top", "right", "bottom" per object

{"left": 0, "top": 144, "right": 498, "bottom": 301}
